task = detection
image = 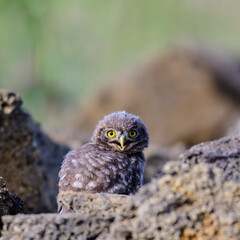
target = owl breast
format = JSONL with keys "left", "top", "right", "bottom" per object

{"left": 59, "top": 143, "right": 145, "bottom": 195}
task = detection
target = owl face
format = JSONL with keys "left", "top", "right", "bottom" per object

{"left": 92, "top": 111, "right": 149, "bottom": 154}
{"left": 104, "top": 128, "right": 140, "bottom": 152}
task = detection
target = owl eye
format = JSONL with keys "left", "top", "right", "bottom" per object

{"left": 107, "top": 130, "right": 116, "bottom": 138}
{"left": 129, "top": 130, "right": 137, "bottom": 138}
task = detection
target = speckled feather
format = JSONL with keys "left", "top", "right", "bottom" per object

{"left": 58, "top": 111, "right": 149, "bottom": 198}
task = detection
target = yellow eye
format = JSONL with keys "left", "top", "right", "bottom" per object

{"left": 129, "top": 130, "right": 137, "bottom": 138}
{"left": 107, "top": 130, "right": 116, "bottom": 138}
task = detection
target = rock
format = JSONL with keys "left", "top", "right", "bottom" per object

{"left": 1, "top": 213, "right": 114, "bottom": 240}
{"left": 57, "top": 191, "right": 127, "bottom": 214}
{"left": 0, "top": 90, "right": 70, "bottom": 213}
{"left": 1, "top": 192, "right": 124, "bottom": 239}
{"left": 104, "top": 161, "right": 240, "bottom": 240}
{"left": 76, "top": 49, "right": 238, "bottom": 147}
{"left": 180, "top": 135, "right": 240, "bottom": 184}
{"left": 0, "top": 192, "right": 126, "bottom": 239}
{"left": 0, "top": 177, "right": 26, "bottom": 231}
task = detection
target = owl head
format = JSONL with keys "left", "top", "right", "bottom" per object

{"left": 92, "top": 111, "right": 149, "bottom": 154}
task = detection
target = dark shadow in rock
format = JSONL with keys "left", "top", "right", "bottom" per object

{"left": 0, "top": 177, "right": 26, "bottom": 236}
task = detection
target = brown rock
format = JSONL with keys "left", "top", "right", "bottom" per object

{"left": 76, "top": 49, "right": 238, "bottom": 147}
{"left": 0, "top": 90, "right": 70, "bottom": 213}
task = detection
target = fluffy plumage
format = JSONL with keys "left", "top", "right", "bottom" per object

{"left": 58, "top": 111, "right": 149, "bottom": 198}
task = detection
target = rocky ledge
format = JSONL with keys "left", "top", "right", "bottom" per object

{"left": 2, "top": 134, "right": 240, "bottom": 239}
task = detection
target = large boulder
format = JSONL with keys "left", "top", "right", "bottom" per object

{"left": 76, "top": 49, "right": 239, "bottom": 147}
{"left": 0, "top": 90, "right": 70, "bottom": 213}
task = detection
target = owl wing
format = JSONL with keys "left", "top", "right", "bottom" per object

{"left": 58, "top": 143, "right": 129, "bottom": 193}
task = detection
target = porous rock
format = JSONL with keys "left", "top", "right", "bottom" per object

{"left": 103, "top": 161, "right": 240, "bottom": 240}
{"left": 1, "top": 213, "right": 114, "bottom": 240}
{"left": 0, "top": 90, "right": 70, "bottom": 213}
{"left": 1, "top": 192, "right": 124, "bottom": 239}
{"left": 57, "top": 191, "right": 127, "bottom": 214}
{"left": 76, "top": 49, "right": 238, "bottom": 147}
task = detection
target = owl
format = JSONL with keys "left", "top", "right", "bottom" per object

{"left": 58, "top": 111, "right": 149, "bottom": 201}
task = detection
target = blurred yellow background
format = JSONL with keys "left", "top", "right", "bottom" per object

{"left": 0, "top": 0, "right": 240, "bottom": 127}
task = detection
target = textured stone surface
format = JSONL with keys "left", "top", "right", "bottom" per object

{"left": 1, "top": 213, "right": 114, "bottom": 240}
{"left": 103, "top": 161, "right": 240, "bottom": 240}
{"left": 0, "top": 90, "right": 70, "bottom": 213}
{"left": 180, "top": 135, "right": 240, "bottom": 184}
{"left": 1, "top": 192, "right": 126, "bottom": 239}
{"left": 57, "top": 191, "right": 127, "bottom": 214}
{"left": 76, "top": 49, "right": 238, "bottom": 147}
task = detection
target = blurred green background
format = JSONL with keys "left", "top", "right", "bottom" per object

{"left": 0, "top": 0, "right": 240, "bottom": 127}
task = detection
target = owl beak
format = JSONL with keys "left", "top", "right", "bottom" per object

{"left": 118, "top": 135, "right": 126, "bottom": 150}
